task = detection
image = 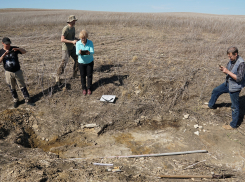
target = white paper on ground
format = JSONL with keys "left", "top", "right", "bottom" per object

{"left": 100, "top": 95, "right": 116, "bottom": 103}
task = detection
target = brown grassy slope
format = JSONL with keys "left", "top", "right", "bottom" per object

{"left": 1, "top": 9, "right": 245, "bottom": 133}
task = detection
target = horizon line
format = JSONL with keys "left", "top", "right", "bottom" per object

{"left": 0, "top": 8, "right": 244, "bottom": 16}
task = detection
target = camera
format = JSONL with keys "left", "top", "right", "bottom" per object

{"left": 8, "top": 50, "right": 14, "bottom": 54}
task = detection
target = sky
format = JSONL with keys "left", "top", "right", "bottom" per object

{"left": 1, "top": 0, "right": 245, "bottom": 15}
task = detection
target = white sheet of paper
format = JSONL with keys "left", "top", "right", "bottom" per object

{"left": 100, "top": 95, "right": 116, "bottom": 102}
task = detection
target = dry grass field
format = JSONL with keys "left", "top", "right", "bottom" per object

{"left": 1, "top": 9, "right": 245, "bottom": 181}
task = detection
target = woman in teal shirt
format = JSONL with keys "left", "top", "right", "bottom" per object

{"left": 76, "top": 30, "right": 94, "bottom": 95}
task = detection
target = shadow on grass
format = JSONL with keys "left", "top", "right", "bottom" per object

{"left": 92, "top": 75, "right": 128, "bottom": 91}
{"left": 95, "top": 64, "right": 123, "bottom": 73}
{"left": 29, "top": 83, "right": 70, "bottom": 103}
{"left": 215, "top": 103, "right": 231, "bottom": 108}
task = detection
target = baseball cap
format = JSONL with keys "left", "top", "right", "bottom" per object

{"left": 2, "top": 37, "right": 11, "bottom": 44}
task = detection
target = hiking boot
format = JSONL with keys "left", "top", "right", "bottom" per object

{"left": 87, "top": 89, "right": 92, "bottom": 95}
{"left": 56, "top": 75, "right": 60, "bottom": 83}
{"left": 83, "top": 89, "right": 87, "bottom": 96}
{"left": 14, "top": 101, "right": 19, "bottom": 108}
{"left": 222, "top": 125, "right": 235, "bottom": 130}
{"left": 25, "top": 99, "right": 36, "bottom": 106}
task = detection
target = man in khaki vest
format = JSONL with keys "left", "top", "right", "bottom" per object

{"left": 56, "top": 15, "right": 79, "bottom": 83}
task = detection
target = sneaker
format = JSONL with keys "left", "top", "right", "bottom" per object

{"left": 222, "top": 125, "right": 235, "bottom": 130}
{"left": 202, "top": 105, "right": 210, "bottom": 109}
{"left": 202, "top": 104, "right": 215, "bottom": 109}
{"left": 87, "top": 89, "right": 92, "bottom": 95}
{"left": 83, "top": 89, "right": 87, "bottom": 95}
{"left": 14, "top": 101, "right": 19, "bottom": 108}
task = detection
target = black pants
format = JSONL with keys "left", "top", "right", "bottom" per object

{"left": 78, "top": 61, "right": 94, "bottom": 90}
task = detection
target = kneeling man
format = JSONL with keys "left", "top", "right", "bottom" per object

{"left": 207, "top": 46, "right": 245, "bottom": 130}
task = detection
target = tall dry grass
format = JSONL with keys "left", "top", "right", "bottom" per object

{"left": 1, "top": 9, "right": 245, "bottom": 114}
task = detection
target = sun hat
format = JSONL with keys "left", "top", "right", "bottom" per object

{"left": 2, "top": 37, "right": 11, "bottom": 44}
{"left": 67, "top": 15, "right": 78, "bottom": 23}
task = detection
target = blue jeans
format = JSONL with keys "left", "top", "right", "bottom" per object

{"left": 208, "top": 82, "right": 240, "bottom": 128}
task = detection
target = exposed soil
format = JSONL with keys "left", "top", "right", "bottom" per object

{"left": 1, "top": 9, "right": 245, "bottom": 181}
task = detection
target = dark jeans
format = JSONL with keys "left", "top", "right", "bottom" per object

{"left": 78, "top": 61, "right": 94, "bottom": 90}
{"left": 208, "top": 82, "right": 240, "bottom": 128}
